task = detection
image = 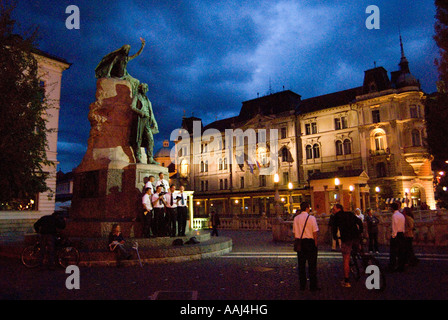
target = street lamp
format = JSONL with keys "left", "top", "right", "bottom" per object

{"left": 404, "top": 188, "right": 410, "bottom": 207}
{"left": 274, "top": 173, "right": 281, "bottom": 218}
{"left": 375, "top": 186, "right": 380, "bottom": 213}
{"left": 334, "top": 178, "right": 340, "bottom": 203}
{"left": 349, "top": 185, "right": 354, "bottom": 211}
{"left": 274, "top": 173, "right": 280, "bottom": 183}
{"left": 288, "top": 182, "right": 293, "bottom": 214}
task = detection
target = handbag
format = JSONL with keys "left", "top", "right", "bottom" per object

{"left": 294, "top": 214, "right": 310, "bottom": 252}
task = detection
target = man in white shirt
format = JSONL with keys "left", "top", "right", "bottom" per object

{"left": 152, "top": 185, "right": 167, "bottom": 237}
{"left": 141, "top": 187, "right": 153, "bottom": 238}
{"left": 293, "top": 202, "right": 319, "bottom": 291}
{"left": 177, "top": 185, "right": 188, "bottom": 236}
{"left": 165, "top": 185, "right": 178, "bottom": 237}
{"left": 390, "top": 201, "right": 406, "bottom": 272}
{"left": 155, "top": 172, "right": 169, "bottom": 194}
{"left": 144, "top": 175, "right": 155, "bottom": 194}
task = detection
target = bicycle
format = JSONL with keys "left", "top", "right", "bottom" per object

{"left": 21, "top": 235, "right": 80, "bottom": 269}
{"left": 349, "top": 238, "right": 386, "bottom": 291}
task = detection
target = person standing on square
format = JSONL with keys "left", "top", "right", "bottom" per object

{"left": 365, "top": 208, "right": 379, "bottom": 253}
{"left": 165, "top": 185, "right": 178, "bottom": 237}
{"left": 332, "top": 203, "right": 363, "bottom": 288}
{"left": 144, "top": 175, "right": 155, "bottom": 194}
{"left": 152, "top": 185, "right": 167, "bottom": 237}
{"left": 293, "top": 202, "right": 319, "bottom": 291}
{"left": 210, "top": 210, "right": 221, "bottom": 237}
{"left": 389, "top": 201, "right": 406, "bottom": 272}
{"left": 155, "top": 172, "right": 169, "bottom": 194}
{"left": 177, "top": 185, "right": 189, "bottom": 236}
{"left": 142, "top": 187, "right": 153, "bottom": 238}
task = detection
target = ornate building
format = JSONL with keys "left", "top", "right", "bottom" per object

{"left": 174, "top": 43, "right": 435, "bottom": 217}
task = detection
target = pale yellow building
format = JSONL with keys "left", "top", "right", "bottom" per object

{"left": 174, "top": 44, "right": 435, "bottom": 217}
{"left": 33, "top": 49, "right": 71, "bottom": 215}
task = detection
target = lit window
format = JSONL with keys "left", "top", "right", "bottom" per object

{"left": 374, "top": 132, "right": 385, "bottom": 151}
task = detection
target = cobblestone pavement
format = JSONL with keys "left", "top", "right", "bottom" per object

{"left": 1, "top": 230, "right": 448, "bottom": 303}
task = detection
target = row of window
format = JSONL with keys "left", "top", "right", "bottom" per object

{"left": 305, "top": 116, "right": 348, "bottom": 135}
{"left": 303, "top": 106, "right": 422, "bottom": 135}
{"left": 200, "top": 160, "right": 388, "bottom": 192}
{"left": 201, "top": 175, "right": 270, "bottom": 192}
{"left": 197, "top": 130, "right": 423, "bottom": 170}
{"left": 305, "top": 129, "right": 423, "bottom": 160}
{"left": 305, "top": 139, "right": 352, "bottom": 160}
{"left": 198, "top": 127, "right": 289, "bottom": 154}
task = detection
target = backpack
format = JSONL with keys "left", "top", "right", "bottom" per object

{"left": 185, "top": 237, "right": 200, "bottom": 245}
{"left": 172, "top": 239, "right": 184, "bottom": 246}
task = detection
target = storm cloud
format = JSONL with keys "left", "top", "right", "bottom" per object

{"left": 13, "top": 0, "right": 438, "bottom": 172}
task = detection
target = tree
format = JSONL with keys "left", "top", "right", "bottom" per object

{"left": 0, "top": 2, "right": 53, "bottom": 209}
{"left": 425, "top": 1, "right": 448, "bottom": 169}
{"left": 434, "top": 0, "right": 448, "bottom": 93}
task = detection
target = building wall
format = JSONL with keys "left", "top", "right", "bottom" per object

{"left": 298, "top": 105, "right": 363, "bottom": 182}
{"left": 357, "top": 87, "right": 435, "bottom": 208}
{"left": 174, "top": 63, "right": 436, "bottom": 214}
{"left": 33, "top": 53, "right": 70, "bottom": 216}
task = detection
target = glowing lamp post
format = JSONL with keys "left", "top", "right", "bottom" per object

{"left": 349, "top": 185, "right": 354, "bottom": 211}
{"left": 274, "top": 173, "right": 281, "bottom": 218}
{"left": 375, "top": 186, "right": 380, "bottom": 212}
{"left": 288, "top": 182, "right": 293, "bottom": 214}
{"left": 334, "top": 178, "right": 340, "bottom": 203}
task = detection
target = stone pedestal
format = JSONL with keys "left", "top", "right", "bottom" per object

{"left": 70, "top": 163, "right": 167, "bottom": 223}
{"left": 68, "top": 77, "right": 168, "bottom": 238}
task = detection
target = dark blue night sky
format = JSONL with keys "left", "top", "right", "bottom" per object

{"left": 12, "top": 0, "right": 439, "bottom": 172}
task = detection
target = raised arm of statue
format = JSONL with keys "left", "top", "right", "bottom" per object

{"left": 129, "top": 37, "right": 146, "bottom": 61}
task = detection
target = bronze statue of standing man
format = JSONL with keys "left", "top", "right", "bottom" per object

{"left": 131, "top": 83, "right": 159, "bottom": 165}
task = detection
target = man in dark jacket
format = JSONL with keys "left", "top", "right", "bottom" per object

{"left": 365, "top": 208, "right": 379, "bottom": 253}
{"left": 34, "top": 212, "right": 66, "bottom": 269}
{"left": 332, "top": 203, "right": 363, "bottom": 288}
{"left": 210, "top": 210, "right": 220, "bottom": 237}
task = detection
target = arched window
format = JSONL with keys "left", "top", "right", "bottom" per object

{"left": 370, "top": 129, "right": 388, "bottom": 154}
{"left": 180, "top": 159, "right": 188, "bottom": 177}
{"left": 200, "top": 161, "right": 204, "bottom": 173}
{"left": 335, "top": 140, "right": 343, "bottom": 156}
{"left": 313, "top": 144, "right": 320, "bottom": 159}
{"left": 343, "top": 139, "right": 352, "bottom": 155}
{"left": 411, "top": 129, "right": 421, "bottom": 147}
{"left": 306, "top": 145, "right": 313, "bottom": 159}
{"left": 374, "top": 132, "right": 385, "bottom": 151}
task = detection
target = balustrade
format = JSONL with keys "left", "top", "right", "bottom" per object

{"left": 192, "top": 210, "right": 448, "bottom": 247}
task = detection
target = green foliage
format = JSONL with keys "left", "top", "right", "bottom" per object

{"left": 435, "top": 0, "right": 448, "bottom": 93}
{"left": 425, "top": 92, "right": 448, "bottom": 167}
{"left": 426, "top": 1, "right": 448, "bottom": 171}
{"left": 0, "top": 2, "right": 53, "bottom": 208}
